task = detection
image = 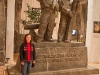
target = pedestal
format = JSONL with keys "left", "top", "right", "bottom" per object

{"left": 7, "top": 42, "right": 99, "bottom": 75}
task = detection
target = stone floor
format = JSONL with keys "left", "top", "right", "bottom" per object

{"left": 0, "top": 63, "right": 98, "bottom": 75}
{"left": 89, "top": 63, "right": 100, "bottom": 74}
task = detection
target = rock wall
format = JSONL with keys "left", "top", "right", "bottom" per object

{"left": 0, "top": 0, "right": 6, "bottom": 65}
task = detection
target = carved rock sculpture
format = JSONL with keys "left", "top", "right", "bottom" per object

{"left": 37, "top": 0, "right": 59, "bottom": 42}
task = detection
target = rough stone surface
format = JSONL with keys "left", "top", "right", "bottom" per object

{"left": 32, "top": 47, "right": 87, "bottom": 72}
{"left": 31, "top": 47, "right": 87, "bottom": 72}
{"left": 14, "top": 34, "right": 25, "bottom": 53}
{"left": 0, "top": 1, "right": 5, "bottom": 65}
{"left": 14, "top": 0, "right": 22, "bottom": 53}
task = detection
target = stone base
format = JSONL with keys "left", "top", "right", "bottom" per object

{"left": 7, "top": 65, "right": 99, "bottom": 75}
{"left": 16, "top": 43, "right": 87, "bottom": 72}
{"left": 7, "top": 42, "right": 99, "bottom": 75}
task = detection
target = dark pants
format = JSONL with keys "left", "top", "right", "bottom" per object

{"left": 22, "top": 61, "right": 32, "bottom": 75}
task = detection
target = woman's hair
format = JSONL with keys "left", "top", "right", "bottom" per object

{"left": 23, "top": 33, "right": 33, "bottom": 43}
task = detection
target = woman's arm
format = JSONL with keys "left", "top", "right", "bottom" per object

{"left": 20, "top": 43, "right": 24, "bottom": 62}
{"left": 33, "top": 44, "right": 36, "bottom": 63}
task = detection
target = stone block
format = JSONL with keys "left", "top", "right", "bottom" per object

{"left": 16, "top": 43, "right": 87, "bottom": 73}
{"left": 31, "top": 47, "right": 87, "bottom": 72}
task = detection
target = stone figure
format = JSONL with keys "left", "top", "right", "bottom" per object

{"left": 58, "top": 0, "right": 73, "bottom": 42}
{"left": 37, "top": 0, "right": 59, "bottom": 42}
{"left": 71, "top": 0, "right": 88, "bottom": 41}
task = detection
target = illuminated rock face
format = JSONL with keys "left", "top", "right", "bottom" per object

{"left": 0, "top": 0, "right": 5, "bottom": 65}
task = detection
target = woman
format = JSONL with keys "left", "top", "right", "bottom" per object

{"left": 20, "top": 34, "right": 36, "bottom": 75}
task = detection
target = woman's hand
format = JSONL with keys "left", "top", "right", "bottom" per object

{"left": 33, "top": 60, "right": 36, "bottom": 64}
{"left": 21, "top": 61, "right": 24, "bottom": 65}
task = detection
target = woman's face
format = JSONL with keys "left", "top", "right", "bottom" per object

{"left": 26, "top": 35, "right": 31, "bottom": 43}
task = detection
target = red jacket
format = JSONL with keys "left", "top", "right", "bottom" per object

{"left": 20, "top": 43, "right": 36, "bottom": 62}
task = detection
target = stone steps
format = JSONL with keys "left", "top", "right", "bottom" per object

{"left": 7, "top": 65, "right": 99, "bottom": 75}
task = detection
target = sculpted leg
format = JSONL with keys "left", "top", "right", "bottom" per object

{"left": 44, "top": 11, "right": 55, "bottom": 41}
{"left": 58, "top": 13, "right": 67, "bottom": 42}
{"left": 37, "top": 10, "right": 49, "bottom": 42}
